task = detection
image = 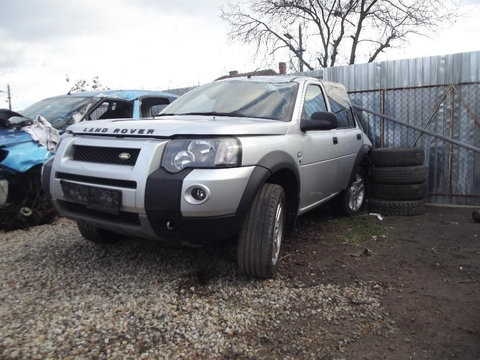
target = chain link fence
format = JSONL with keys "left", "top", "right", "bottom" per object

{"left": 351, "top": 82, "right": 480, "bottom": 205}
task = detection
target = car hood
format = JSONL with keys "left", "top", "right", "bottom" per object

{"left": 0, "top": 128, "right": 33, "bottom": 147}
{"left": 67, "top": 116, "right": 289, "bottom": 137}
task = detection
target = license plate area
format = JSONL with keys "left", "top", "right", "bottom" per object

{"left": 61, "top": 180, "right": 121, "bottom": 214}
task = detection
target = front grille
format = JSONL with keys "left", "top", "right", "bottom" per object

{"left": 73, "top": 145, "right": 140, "bottom": 166}
{"left": 56, "top": 172, "right": 136, "bottom": 189}
{"left": 60, "top": 201, "right": 140, "bottom": 225}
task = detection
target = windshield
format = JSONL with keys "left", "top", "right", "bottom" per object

{"left": 21, "top": 96, "right": 96, "bottom": 130}
{"left": 161, "top": 80, "right": 298, "bottom": 121}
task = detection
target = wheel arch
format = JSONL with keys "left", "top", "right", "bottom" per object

{"left": 348, "top": 144, "right": 371, "bottom": 188}
{"left": 237, "top": 151, "right": 300, "bottom": 232}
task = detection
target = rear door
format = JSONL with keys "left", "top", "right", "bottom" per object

{"left": 324, "top": 84, "right": 364, "bottom": 189}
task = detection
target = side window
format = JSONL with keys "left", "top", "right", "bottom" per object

{"left": 140, "top": 97, "right": 171, "bottom": 117}
{"left": 89, "top": 101, "right": 133, "bottom": 120}
{"left": 303, "top": 85, "right": 327, "bottom": 119}
{"left": 89, "top": 102, "right": 109, "bottom": 120}
{"left": 327, "top": 97, "right": 354, "bottom": 128}
{"left": 150, "top": 104, "right": 168, "bottom": 116}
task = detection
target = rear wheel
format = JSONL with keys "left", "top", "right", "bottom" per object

{"left": 334, "top": 170, "right": 367, "bottom": 216}
{"left": 237, "top": 183, "right": 285, "bottom": 279}
{"left": 77, "top": 222, "right": 119, "bottom": 244}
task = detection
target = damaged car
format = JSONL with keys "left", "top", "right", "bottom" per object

{"left": 0, "top": 90, "right": 178, "bottom": 230}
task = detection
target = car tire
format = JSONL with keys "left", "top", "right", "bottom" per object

{"left": 371, "top": 182, "right": 427, "bottom": 201}
{"left": 77, "top": 222, "right": 119, "bottom": 244}
{"left": 371, "top": 165, "right": 428, "bottom": 185}
{"left": 371, "top": 147, "right": 424, "bottom": 167}
{"left": 334, "top": 169, "right": 367, "bottom": 216}
{"left": 369, "top": 199, "right": 425, "bottom": 216}
{"left": 237, "top": 183, "right": 285, "bottom": 279}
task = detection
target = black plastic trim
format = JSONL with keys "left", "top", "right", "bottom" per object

{"left": 144, "top": 168, "right": 193, "bottom": 239}
{"left": 347, "top": 144, "right": 371, "bottom": 186}
{"left": 256, "top": 150, "right": 300, "bottom": 183}
{"left": 56, "top": 172, "right": 137, "bottom": 189}
{"left": 41, "top": 156, "right": 54, "bottom": 197}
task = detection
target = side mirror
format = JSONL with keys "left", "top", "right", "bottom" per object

{"left": 301, "top": 111, "right": 338, "bottom": 131}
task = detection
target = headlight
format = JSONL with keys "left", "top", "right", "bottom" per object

{"left": 162, "top": 138, "right": 241, "bottom": 173}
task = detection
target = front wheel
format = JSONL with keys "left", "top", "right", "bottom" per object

{"left": 334, "top": 169, "right": 367, "bottom": 216}
{"left": 237, "top": 183, "right": 285, "bottom": 279}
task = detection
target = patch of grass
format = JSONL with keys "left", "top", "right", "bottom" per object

{"left": 329, "top": 213, "right": 392, "bottom": 244}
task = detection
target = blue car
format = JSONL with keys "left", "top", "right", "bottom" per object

{"left": 0, "top": 90, "right": 178, "bottom": 229}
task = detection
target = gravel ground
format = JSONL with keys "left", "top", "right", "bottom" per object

{"left": 0, "top": 217, "right": 392, "bottom": 359}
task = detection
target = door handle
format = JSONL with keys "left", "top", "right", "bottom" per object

{"left": 356, "top": 133, "right": 362, "bottom": 140}
{"left": 333, "top": 137, "right": 338, "bottom": 145}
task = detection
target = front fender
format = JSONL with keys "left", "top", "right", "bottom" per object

{"left": 0, "top": 141, "right": 51, "bottom": 173}
{"left": 236, "top": 151, "right": 300, "bottom": 224}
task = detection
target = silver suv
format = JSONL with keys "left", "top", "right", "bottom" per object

{"left": 42, "top": 76, "right": 372, "bottom": 278}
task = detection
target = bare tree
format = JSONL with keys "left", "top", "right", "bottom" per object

{"left": 221, "top": 0, "right": 460, "bottom": 70}
{"left": 65, "top": 75, "right": 110, "bottom": 93}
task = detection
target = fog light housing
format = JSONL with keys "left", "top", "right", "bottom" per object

{"left": 184, "top": 185, "right": 210, "bottom": 205}
{"left": 191, "top": 187, "right": 207, "bottom": 201}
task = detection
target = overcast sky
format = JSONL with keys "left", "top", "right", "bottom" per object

{"left": 1, "top": 0, "right": 479, "bottom": 110}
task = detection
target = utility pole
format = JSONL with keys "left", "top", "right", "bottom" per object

{"left": 7, "top": 84, "right": 11, "bottom": 110}
{"left": 298, "top": 24, "right": 304, "bottom": 72}
{"left": 284, "top": 24, "right": 306, "bottom": 72}
{"left": 1, "top": 84, "right": 12, "bottom": 110}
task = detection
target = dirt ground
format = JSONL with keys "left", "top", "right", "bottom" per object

{"left": 1, "top": 204, "right": 478, "bottom": 359}
{"left": 278, "top": 204, "right": 480, "bottom": 359}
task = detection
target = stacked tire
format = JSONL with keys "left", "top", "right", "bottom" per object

{"left": 369, "top": 148, "right": 428, "bottom": 216}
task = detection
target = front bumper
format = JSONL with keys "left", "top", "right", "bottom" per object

{"left": 143, "top": 167, "right": 255, "bottom": 244}
{"left": 47, "top": 146, "right": 256, "bottom": 245}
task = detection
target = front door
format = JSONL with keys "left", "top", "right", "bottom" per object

{"left": 299, "top": 83, "right": 339, "bottom": 212}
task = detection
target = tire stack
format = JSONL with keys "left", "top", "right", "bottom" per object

{"left": 369, "top": 148, "right": 428, "bottom": 216}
